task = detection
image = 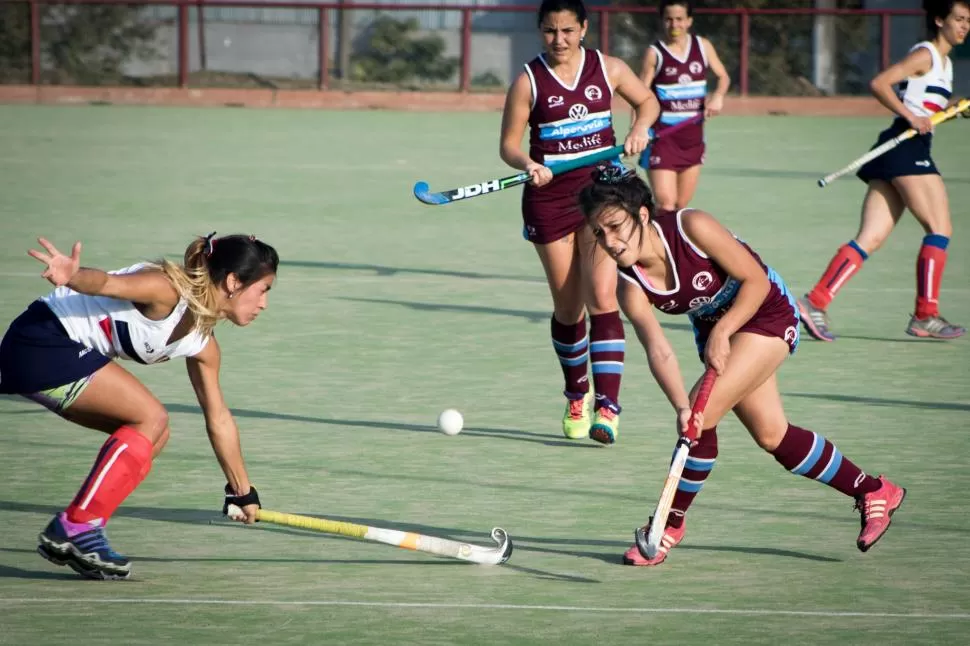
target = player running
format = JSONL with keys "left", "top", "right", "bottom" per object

{"left": 576, "top": 167, "right": 905, "bottom": 566}
{"left": 638, "top": 0, "right": 730, "bottom": 211}
{"left": 500, "top": 0, "right": 660, "bottom": 444}
{"left": 0, "top": 233, "right": 277, "bottom": 579}
{"left": 798, "top": 0, "right": 968, "bottom": 341}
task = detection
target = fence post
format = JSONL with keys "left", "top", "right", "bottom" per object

{"left": 880, "top": 13, "right": 891, "bottom": 71}
{"left": 30, "top": 0, "right": 41, "bottom": 85}
{"left": 599, "top": 10, "right": 609, "bottom": 56}
{"left": 460, "top": 8, "right": 471, "bottom": 92}
{"left": 319, "top": 7, "right": 330, "bottom": 90}
{"left": 178, "top": 3, "right": 189, "bottom": 88}
{"left": 739, "top": 11, "right": 749, "bottom": 96}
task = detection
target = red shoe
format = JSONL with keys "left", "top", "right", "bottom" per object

{"left": 622, "top": 518, "right": 685, "bottom": 566}
{"left": 855, "top": 476, "right": 906, "bottom": 552}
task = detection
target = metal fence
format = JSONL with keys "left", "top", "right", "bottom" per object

{"left": 1, "top": 0, "right": 947, "bottom": 95}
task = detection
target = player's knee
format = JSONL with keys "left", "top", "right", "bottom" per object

{"left": 750, "top": 424, "right": 787, "bottom": 452}
{"left": 152, "top": 426, "right": 171, "bottom": 457}
{"left": 856, "top": 230, "right": 889, "bottom": 254}
{"left": 133, "top": 406, "right": 169, "bottom": 444}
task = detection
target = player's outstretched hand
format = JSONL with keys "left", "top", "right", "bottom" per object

{"left": 27, "top": 237, "right": 81, "bottom": 287}
{"left": 623, "top": 127, "right": 650, "bottom": 156}
{"left": 677, "top": 407, "right": 705, "bottom": 442}
{"left": 223, "top": 484, "right": 261, "bottom": 524}
{"left": 525, "top": 161, "right": 554, "bottom": 188}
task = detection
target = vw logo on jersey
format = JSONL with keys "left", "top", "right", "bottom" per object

{"left": 678, "top": 73, "right": 693, "bottom": 84}
{"left": 568, "top": 104, "right": 589, "bottom": 120}
{"left": 689, "top": 61, "right": 703, "bottom": 75}
{"left": 784, "top": 326, "right": 798, "bottom": 345}
{"left": 692, "top": 271, "right": 714, "bottom": 291}
{"left": 548, "top": 95, "right": 564, "bottom": 107}
{"left": 584, "top": 85, "right": 602, "bottom": 101}
{"left": 688, "top": 296, "right": 711, "bottom": 309}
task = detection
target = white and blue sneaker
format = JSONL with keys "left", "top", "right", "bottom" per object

{"left": 37, "top": 513, "right": 131, "bottom": 580}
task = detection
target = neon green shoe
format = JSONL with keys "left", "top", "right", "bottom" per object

{"left": 590, "top": 407, "right": 619, "bottom": 445}
{"left": 562, "top": 392, "right": 592, "bottom": 439}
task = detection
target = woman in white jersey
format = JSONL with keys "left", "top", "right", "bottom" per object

{"left": 798, "top": 0, "right": 968, "bottom": 342}
{"left": 0, "top": 233, "right": 278, "bottom": 580}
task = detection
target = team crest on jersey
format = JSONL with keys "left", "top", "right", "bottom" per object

{"left": 689, "top": 61, "right": 704, "bottom": 75}
{"left": 688, "top": 296, "right": 711, "bottom": 309}
{"left": 548, "top": 95, "right": 564, "bottom": 107}
{"left": 678, "top": 73, "right": 693, "bottom": 84}
{"left": 784, "top": 326, "right": 798, "bottom": 344}
{"left": 584, "top": 85, "right": 602, "bottom": 101}
{"left": 692, "top": 271, "right": 714, "bottom": 291}
{"left": 568, "top": 104, "right": 589, "bottom": 120}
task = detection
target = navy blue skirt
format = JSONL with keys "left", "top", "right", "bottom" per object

{"left": 857, "top": 118, "right": 938, "bottom": 183}
{"left": 0, "top": 300, "right": 110, "bottom": 394}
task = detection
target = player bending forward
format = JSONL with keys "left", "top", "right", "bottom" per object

{"left": 576, "top": 167, "right": 904, "bottom": 566}
{"left": 0, "top": 233, "right": 277, "bottom": 579}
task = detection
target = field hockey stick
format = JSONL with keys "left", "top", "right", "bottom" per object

{"left": 635, "top": 367, "right": 717, "bottom": 560}
{"left": 818, "top": 97, "right": 970, "bottom": 188}
{"left": 413, "top": 114, "right": 704, "bottom": 206}
{"left": 250, "top": 509, "right": 513, "bottom": 566}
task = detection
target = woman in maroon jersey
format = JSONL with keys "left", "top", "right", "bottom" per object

{"left": 500, "top": 0, "right": 660, "bottom": 445}
{"left": 638, "top": 0, "right": 730, "bottom": 211}
{"left": 578, "top": 167, "right": 904, "bottom": 566}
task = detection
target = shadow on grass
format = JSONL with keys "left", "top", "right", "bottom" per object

{"left": 338, "top": 296, "right": 693, "bottom": 331}
{"left": 279, "top": 259, "right": 542, "bottom": 284}
{"left": 786, "top": 392, "right": 970, "bottom": 412}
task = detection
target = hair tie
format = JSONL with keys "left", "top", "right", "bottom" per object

{"left": 594, "top": 164, "right": 634, "bottom": 185}
{"left": 203, "top": 231, "right": 218, "bottom": 257}
{"left": 249, "top": 234, "right": 256, "bottom": 242}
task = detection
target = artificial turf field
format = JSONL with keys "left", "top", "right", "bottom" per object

{"left": 0, "top": 104, "right": 967, "bottom": 645}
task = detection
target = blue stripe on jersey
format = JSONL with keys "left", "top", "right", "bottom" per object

{"left": 660, "top": 112, "right": 701, "bottom": 125}
{"left": 926, "top": 85, "right": 952, "bottom": 99}
{"left": 655, "top": 84, "right": 707, "bottom": 101}
{"left": 539, "top": 116, "right": 612, "bottom": 141}
{"left": 115, "top": 320, "right": 148, "bottom": 365}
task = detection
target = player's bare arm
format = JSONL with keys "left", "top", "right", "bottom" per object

{"left": 28, "top": 237, "right": 179, "bottom": 311}
{"left": 682, "top": 210, "right": 770, "bottom": 371}
{"left": 186, "top": 336, "right": 256, "bottom": 522}
{"left": 870, "top": 47, "right": 934, "bottom": 132}
{"left": 701, "top": 37, "right": 730, "bottom": 116}
{"left": 500, "top": 72, "right": 552, "bottom": 186}
{"left": 639, "top": 46, "right": 659, "bottom": 89}
{"left": 618, "top": 278, "right": 690, "bottom": 412}
{"left": 607, "top": 55, "right": 660, "bottom": 155}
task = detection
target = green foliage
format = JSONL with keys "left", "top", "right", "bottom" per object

{"left": 351, "top": 16, "right": 458, "bottom": 84}
{"left": 0, "top": 5, "right": 159, "bottom": 85}
{"left": 610, "top": 0, "right": 873, "bottom": 95}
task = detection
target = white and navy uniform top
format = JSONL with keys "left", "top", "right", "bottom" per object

{"left": 40, "top": 263, "right": 210, "bottom": 364}
{"left": 857, "top": 41, "right": 950, "bottom": 182}
{"left": 896, "top": 41, "right": 953, "bottom": 121}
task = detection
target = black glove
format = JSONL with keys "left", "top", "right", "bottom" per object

{"left": 223, "top": 483, "right": 261, "bottom": 517}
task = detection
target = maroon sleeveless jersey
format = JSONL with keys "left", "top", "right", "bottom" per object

{"left": 617, "top": 209, "right": 800, "bottom": 355}
{"left": 520, "top": 47, "right": 617, "bottom": 244}
{"left": 649, "top": 35, "right": 708, "bottom": 147}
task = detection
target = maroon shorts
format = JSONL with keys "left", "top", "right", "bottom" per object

{"left": 645, "top": 136, "right": 706, "bottom": 172}
{"left": 521, "top": 167, "right": 592, "bottom": 244}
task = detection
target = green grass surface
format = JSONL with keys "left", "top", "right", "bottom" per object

{"left": 0, "top": 105, "right": 968, "bottom": 645}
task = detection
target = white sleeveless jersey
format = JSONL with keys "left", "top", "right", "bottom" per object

{"left": 896, "top": 41, "right": 952, "bottom": 118}
{"left": 40, "top": 263, "right": 210, "bottom": 364}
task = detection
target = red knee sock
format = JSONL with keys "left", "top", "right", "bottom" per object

{"left": 807, "top": 241, "right": 868, "bottom": 310}
{"left": 915, "top": 234, "right": 949, "bottom": 319}
{"left": 65, "top": 426, "right": 154, "bottom": 524}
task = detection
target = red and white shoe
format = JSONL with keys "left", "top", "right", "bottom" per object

{"left": 622, "top": 519, "right": 685, "bottom": 566}
{"left": 855, "top": 476, "right": 906, "bottom": 552}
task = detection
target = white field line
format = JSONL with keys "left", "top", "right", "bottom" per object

{"left": 0, "top": 598, "right": 967, "bottom": 619}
